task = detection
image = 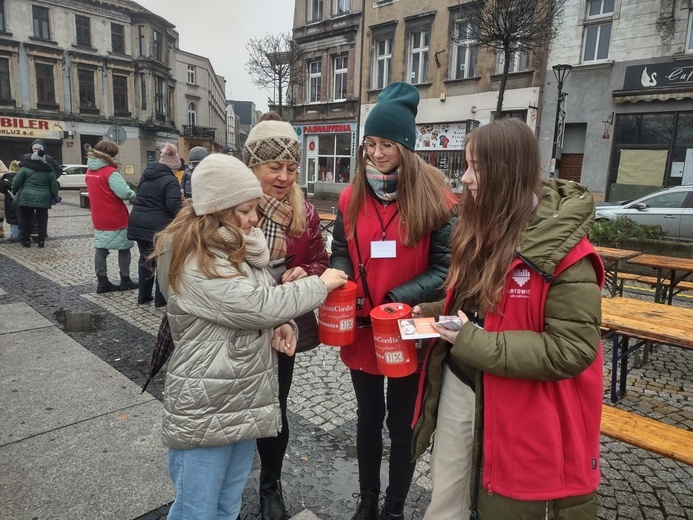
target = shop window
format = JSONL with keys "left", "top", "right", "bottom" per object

{"left": 32, "top": 5, "right": 50, "bottom": 40}
{"left": 333, "top": 56, "right": 347, "bottom": 101}
{"left": 187, "top": 65, "right": 196, "bottom": 85}
{"left": 308, "top": 0, "right": 323, "bottom": 22}
{"left": 687, "top": 11, "right": 693, "bottom": 54}
{"left": 75, "top": 15, "right": 91, "bottom": 47}
{"left": 450, "top": 19, "right": 477, "bottom": 80}
{"left": 675, "top": 112, "right": 693, "bottom": 145}
{"left": 318, "top": 134, "right": 351, "bottom": 183}
{"left": 308, "top": 60, "right": 322, "bottom": 103}
{"left": 188, "top": 102, "right": 197, "bottom": 126}
{"left": 111, "top": 23, "right": 125, "bottom": 53}
{"left": 35, "top": 62, "right": 56, "bottom": 106}
{"left": 113, "top": 74, "right": 128, "bottom": 115}
{"left": 408, "top": 27, "right": 430, "bottom": 84}
{"left": 372, "top": 35, "right": 392, "bottom": 90}
{"left": 582, "top": 0, "right": 613, "bottom": 62}
{"left": 0, "top": 58, "right": 10, "bottom": 102}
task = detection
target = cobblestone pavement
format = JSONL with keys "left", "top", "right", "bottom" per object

{"left": 0, "top": 191, "right": 691, "bottom": 520}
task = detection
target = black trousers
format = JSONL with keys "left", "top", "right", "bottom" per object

{"left": 350, "top": 369, "right": 419, "bottom": 501}
{"left": 136, "top": 239, "right": 165, "bottom": 305}
{"left": 19, "top": 206, "right": 48, "bottom": 242}
{"left": 256, "top": 351, "right": 295, "bottom": 474}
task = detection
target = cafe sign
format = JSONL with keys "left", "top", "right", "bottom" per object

{"left": 623, "top": 59, "right": 693, "bottom": 91}
{"left": 0, "top": 116, "right": 64, "bottom": 139}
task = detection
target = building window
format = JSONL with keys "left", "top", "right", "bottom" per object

{"left": 308, "top": 0, "right": 323, "bottom": 22}
{"left": 687, "top": 11, "right": 693, "bottom": 53}
{"left": 152, "top": 30, "right": 162, "bottom": 61}
{"left": 113, "top": 74, "right": 128, "bottom": 115}
{"left": 155, "top": 76, "right": 165, "bottom": 118}
{"left": 75, "top": 15, "right": 91, "bottom": 47}
{"left": 334, "top": 0, "right": 349, "bottom": 15}
{"left": 333, "top": 56, "right": 347, "bottom": 101}
{"left": 32, "top": 5, "right": 50, "bottom": 40}
{"left": 140, "top": 73, "right": 147, "bottom": 110}
{"left": 408, "top": 28, "right": 430, "bottom": 84}
{"left": 188, "top": 102, "right": 197, "bottom": 126}
{"left": 582, "top": 0, "right": 613, "bottom": 62}
{"left": 35, "top": 63, "right": 55, "bottom": 105}
{"left": 308, "top": 60, "right": 322, "bottom": 103}
{"left": 496, "top": 51, "right": 529, "bottom": 74}
{"left": 111, "top": 23, "right": 125, "bottom": 53}
{"left": 0, "top": 58, "right": 10, "bottom": 101}
{"left": 138, "top": 25, "right": 145, "bottom": 56}
{"left": 187, "top": 65, "right": 196, "bottom": 84}
{"left": 0, "top": 0, "right": 6, "bottom": 33}
{"left": 372, "top": 36, "right": 392, "bottom": 90}
{"left": 78, "top": 69, "right": 95, "bottom": 109}
{"left": 451, "top": 19, "right": 477, "bottom": 79}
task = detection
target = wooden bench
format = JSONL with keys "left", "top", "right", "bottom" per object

{"left": 618, "top": 272, "right": 693, "bottom": 296}
{"left": 601, "top": 405, "right": 693, "bottom": 466}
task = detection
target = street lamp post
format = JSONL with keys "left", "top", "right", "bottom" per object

{"left": 550, "top": 64, "right": 573, "bottom": 177}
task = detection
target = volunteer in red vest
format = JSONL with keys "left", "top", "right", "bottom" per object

{"left": 412, "top": 118, "right": 605, "bottom": 520}
{"left": 329, "top": 82, "right": 456, "bottom": 520}
{"left": 85, "top": 140, "right": 138, "bottom": 294}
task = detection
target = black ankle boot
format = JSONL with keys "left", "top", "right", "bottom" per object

{"left": 119, "top": 276, "right": 139, "bottom": 291}
{"left": 351, "top": 489, "right": 379, "bottom": 520}
{"left": 379, "top": 496, "right": 405, "bottom": 520}
{"left": 259, "top": 469, "right": 287, "bottom": 520}
{"left": 96, "top": 275, "right": 119, "bottom": 294}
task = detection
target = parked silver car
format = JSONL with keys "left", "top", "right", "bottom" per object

{"left": 59, "top": 164, "right": 87, "bottom": 189}
{"left": 594, "top": 185, "right": 693, "bottom": 240}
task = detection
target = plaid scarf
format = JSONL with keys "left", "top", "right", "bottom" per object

{"left": 258, "top": 195, "right": 293, "bottom": 260}
{"left": 365, "top": 160, "right": 399, "bottom": 201}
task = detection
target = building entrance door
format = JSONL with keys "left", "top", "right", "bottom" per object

{"left": 559, "top": 153, "right": 583, "bottom": 183}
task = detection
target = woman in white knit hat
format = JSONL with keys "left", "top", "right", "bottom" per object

{"left": 152, "top": 154, "right": 347, "bottom": 520}
{"left": 242, "top": 112, "right": 329, "bottom": 520}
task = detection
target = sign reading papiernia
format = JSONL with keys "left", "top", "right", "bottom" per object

{"left": 0, "top": 117, "right": 64, "bottom": 139}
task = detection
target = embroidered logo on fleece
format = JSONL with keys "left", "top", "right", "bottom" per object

{"left": 509, "top": 268, "right": 531, "bottom": 299}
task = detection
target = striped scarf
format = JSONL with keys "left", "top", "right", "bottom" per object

{"left": 258, "top": 194, "right": 293, "bottom": 260}
{"left": 365, "top": 160, "right": 399, "bottom": 201}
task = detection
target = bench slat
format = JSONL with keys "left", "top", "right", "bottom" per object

{"left": 601, "top": 406, "right": 693, "bottom": 466}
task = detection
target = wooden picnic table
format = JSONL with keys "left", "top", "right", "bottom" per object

{"left": 601, "top": 297, "right": 693, "bottom": 401}
{"left": 626, "top": 253, "right": 693, "bottom": 304}
{"left": 318, "top": 212, "right": 337, "bottom": 234}
{"left": 594, "top": 246, "right": 641, "bottom": 297}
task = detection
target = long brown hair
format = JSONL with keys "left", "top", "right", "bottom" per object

{"left": 284, "top": 182, "right": 307, "bottom": 236}
{"left": 151, "top": 205, "right": 248, "bottom": 297}
{"left": 446, "top": 118, "right": 542, "bottom": 313}
{"left": 346, "top": 143, "right": 454, "bottom": 246}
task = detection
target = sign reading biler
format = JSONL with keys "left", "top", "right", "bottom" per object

{"left": 0, "top": 117, "right": 64, "bottom": 139}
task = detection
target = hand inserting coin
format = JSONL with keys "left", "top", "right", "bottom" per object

{"left": 272, "top": 323, "right": 297, "bottom": 357}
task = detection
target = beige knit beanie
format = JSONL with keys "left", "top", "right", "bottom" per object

{"left": 242, "top": 120, "right": 301, "bottom": 167}
{"left": 191, "top": 154, "right": 263, "bottom": 216}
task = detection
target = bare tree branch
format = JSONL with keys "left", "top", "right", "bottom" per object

{"left": 453, "top": 0, "right": 566, "bottom": 116}
{"left": 245, "top": 32, "right": 304, "bottom": 118}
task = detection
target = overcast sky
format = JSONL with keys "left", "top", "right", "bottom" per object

{"left": 134, "top": 0, "right": 294, "bottom": 112}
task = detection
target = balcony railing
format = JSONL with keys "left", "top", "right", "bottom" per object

{"left": 183, "top": 125, "right": 215, "bottom": 139}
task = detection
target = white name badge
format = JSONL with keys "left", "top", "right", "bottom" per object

{"left": 371, "top": 240, "right": 397, "bottom": 258}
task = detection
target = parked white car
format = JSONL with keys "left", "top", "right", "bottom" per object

{"left": 594, "top": 185, "right": 693, "bottom": 240}
{"left": 59, "top": 164, "right": 87, "bottom": 189}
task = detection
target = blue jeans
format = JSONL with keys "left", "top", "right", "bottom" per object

{"left": 168, "top": 440, "right": 255, "bottom": 520}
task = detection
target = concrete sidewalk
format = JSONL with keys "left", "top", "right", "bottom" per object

{"left": 0, "top": 301, "right": 173, "bottom": 520}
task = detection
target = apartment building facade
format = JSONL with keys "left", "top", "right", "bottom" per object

{"left": 542, "top": 0, "right": 693, "bottom": 201}
{"left": 0, "top": 0, "right": 182, "bottom": 181}
{"left": 175, "top": 49, "right": 226, "bottom": 162}
{"left": 290, "top": 0, "right": 548, "bottom": 195}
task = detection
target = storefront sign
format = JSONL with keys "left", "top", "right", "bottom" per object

{"left": 302, "top": 123, "right": 354, "bottom": 134}
{"left": 415, "top": 123, "right": 466, "bottom": 151}
{"left": 0, "top": 117, "right": 63, "bottom": 139}
{"left": 623, "top": 59, "right": 693, "bottom": 90}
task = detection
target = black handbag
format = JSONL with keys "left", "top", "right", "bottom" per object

{"left": 294, "top": 310, "right": 320, "bottom": 353}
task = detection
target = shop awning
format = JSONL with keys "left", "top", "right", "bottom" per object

{"left": 612, "top": 87, "right": 693, "bottom": 103}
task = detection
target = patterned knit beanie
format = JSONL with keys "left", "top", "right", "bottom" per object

{"left": 364, "top": 82, "right": 419, "bottom": 151}
{"left": 191, "top": 154, "right": 263, "bottom": 216}
{"left": 159, "top": 143, "right": 180, "bottom": 172}
{"left": 243, "top": 121, "right": 301, "bottom": 167}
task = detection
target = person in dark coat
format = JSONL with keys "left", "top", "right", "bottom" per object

{"left": 21, "top": 139, "right": 62, "bottom": 180}
{"left": 12, "top": 150, "right": 59, "bottom": 248}
{"left": 0, "top": 166, "right": 19, "bottom": 242}
{"left": 127, "top": 143, "right": 182, "bottom": 306}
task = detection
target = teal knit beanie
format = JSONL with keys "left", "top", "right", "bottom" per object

{"left": 364, "top": 82, "right": 419, "bottom": 151}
